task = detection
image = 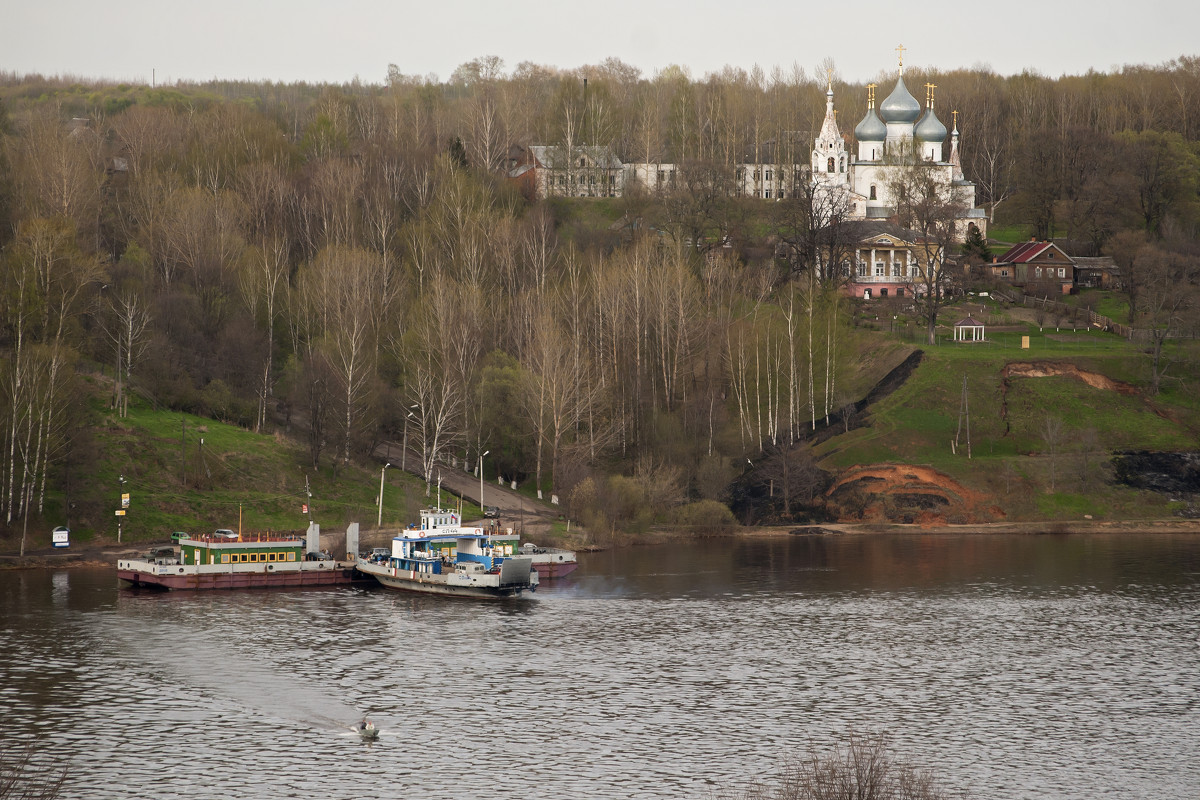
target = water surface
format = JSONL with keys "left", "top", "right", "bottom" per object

{"left": 1, "top": 533, "right": 1197, "bottom": 799}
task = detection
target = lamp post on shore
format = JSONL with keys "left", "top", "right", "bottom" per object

{"left": 377, "top": 463, "right": 390, "bottom": 529}
{"left": 401, "top": 407, "right": 416, "bottom": 471}
{"left": 479, "top": 450, "right": 490, "bottom": 518}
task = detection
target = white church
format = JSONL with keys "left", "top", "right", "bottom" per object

{"left": 809, "top": 53, "right": 987, "bottom": 234}
{"left": 509, "top": 50, "right": 988, "bottom": 237}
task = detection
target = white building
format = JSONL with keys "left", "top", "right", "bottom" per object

{"left": 511, "top": 53, "right": 988, "bottom": 237}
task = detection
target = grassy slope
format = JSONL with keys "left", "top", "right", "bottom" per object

{"left": 32, "top": 382, "right": 481, "bottom": 547}
{"left": 816, "top": 297, "right": 1200, "bottom": 521}
{"left": 12, "top": 296, "right": 1197, "bottom": 548}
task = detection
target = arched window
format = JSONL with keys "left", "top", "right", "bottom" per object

{"left": 827, "top": 157, "right": 834, "bottom": 173}
{"left": 839, "top": 158, "right": 845, "bottom": 173}
{"left": 869, "top": 184, "right": 877, "bottom": 200}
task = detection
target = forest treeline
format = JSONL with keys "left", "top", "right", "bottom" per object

{"left": 1, "top": 55, "right": 1199, "bottom": 533}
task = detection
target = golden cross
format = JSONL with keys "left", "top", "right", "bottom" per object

{"left": 953, "top": 109, "right": 959, "bottom": 128}
{"left": 896, "top": 44, "right": 906, "bottom": 73}
{"left": 826, "top": 67, "right": 833, "bottom": 89}
{"left": 867, "top": 83, "right": 876, "bottom": 106}
{"left": 925, "top": 82, "right": 937, "bottom": 106}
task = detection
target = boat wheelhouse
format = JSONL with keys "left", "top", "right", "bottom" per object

{"left": 395, "top": 508, "right": 577, "bottom": 579}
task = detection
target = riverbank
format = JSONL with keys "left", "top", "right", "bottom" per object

{"left": 5, "top": 518, "right": 1200, "bottom": 571}
{"left": 749, "top": 518, "right": 1200, "bottom": 536}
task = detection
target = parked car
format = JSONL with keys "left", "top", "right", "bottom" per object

{"left": 484, "top": 506, "right": 500, "bottom": 518}
{"left": 213, "top": 529, "right": 238, "bottom": 539}
{"left": 144, "top": 546, "right": 177, "bottom": 564}
{"left": 171, "top": 531, "right": 190, "bottom": 542}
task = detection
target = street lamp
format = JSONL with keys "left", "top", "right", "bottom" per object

{"left": 401, "top": 407, "right": 417, "bottom": 471}
{"left": 377, "top": 463, "right": 390, "bottom": 529}
{"left": 478, "top": 450, "right": 490, "bottom": 519}
{"left": 117, "top": 474, "right": 127, "bottom": 543}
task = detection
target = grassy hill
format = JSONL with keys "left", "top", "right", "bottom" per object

{"left": 22, "top": 375, "right": 480, "bottom": 548}
{"left": 814, "top": 292, "right": 1200, "bottom": 522}
{"left": 6, "top": 290, "right": 1198, "bottom": 551}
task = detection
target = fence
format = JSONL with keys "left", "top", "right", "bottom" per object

{"left": 1010, "top": 293, "right": 1181, "bottom": 342}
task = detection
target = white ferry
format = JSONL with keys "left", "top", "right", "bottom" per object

{"left": 355, "top": 508, "right": 538, "bottom": 599}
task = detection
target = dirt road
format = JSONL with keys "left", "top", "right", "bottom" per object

{"left": 373, "top": 441, "right": 560, "bottom": 527}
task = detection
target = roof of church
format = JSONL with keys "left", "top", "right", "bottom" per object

{"left": 879, "top": 76, "right": 922, "bottom": 124}
{"left": 915, "top": 106, "right": 947, "bottom": 142}
{"left": 855, "top": 107, "right": 886, "bottom": 142}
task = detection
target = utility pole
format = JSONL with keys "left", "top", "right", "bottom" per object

{"left": 479, "top": 450, "right": 489, "bottom": 516}
{"left": 953, "top": 375, "right": 971, "bottom": 458}
{"left": 181, "top": 417, "right": 186, "bottom": 486}
{"left": 377, "top": 463, "right": 390, "bottom": 529}
{"left": 304, "top": 474, "right": 313, "bottom": 523}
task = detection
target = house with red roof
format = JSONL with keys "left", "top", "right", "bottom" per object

{"left": 987, "top": 240, "right": 1075, "bottom": 294}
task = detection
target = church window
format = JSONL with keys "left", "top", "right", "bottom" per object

{"left": 839, "top": 158, "right": 845, "bottom": 173}
{"left": 827, "top": 157, "right": 834, "bottom": 173}
{"left": 869, "top": 185, "right": 877, "bottom": 200}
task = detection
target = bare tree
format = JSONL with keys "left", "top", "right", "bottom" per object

{"left": 1040, "top": 415, "right": 1065, "bottom": 492}
{"left": 713, "top": 733, "right": 958, "bottom": 800}
{"left": 888, "top": 166, "right": 969, "bottom": 345}
{"left": 1, "top": 741, "right": 67, "bottom": 800}
{"left": 1135, "top": 243, "right": 1197, "bottom": 395}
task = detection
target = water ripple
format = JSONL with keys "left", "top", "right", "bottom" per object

{"left": 1, "top": 534, "right": 1197, "bottom": 799}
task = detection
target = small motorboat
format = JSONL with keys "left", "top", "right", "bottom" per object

{"left": 354, "top": 718, "right": 379, "bottom": 741}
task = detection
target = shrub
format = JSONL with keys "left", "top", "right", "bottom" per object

{"left": 667, "top": 500, "right": 737, "bottom": 534}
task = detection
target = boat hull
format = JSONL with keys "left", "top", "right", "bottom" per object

{"left": 117, "top": 560, "right": 360, "bottom": 591}
{"left": 356, "top": 558, "right": 537, "bottom": 600}
{"left": 525, "top": 547, "right": 578, "bottom": 579}
{"left": 531, "top": 560, "right": 578, "bottom": 579}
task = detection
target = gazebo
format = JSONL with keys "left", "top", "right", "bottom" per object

{"left": 953, "top": 316, "right": 986, "bottom": 342}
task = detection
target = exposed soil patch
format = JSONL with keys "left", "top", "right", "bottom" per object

{"left": 826, "top": 463, "right": 1003, "bottom": 525}
{"left": 999, "top": 360, "right": 1150, "bottom": 433}
{"left": 1001, "top": 361, "right": 1138, "bottom": 393}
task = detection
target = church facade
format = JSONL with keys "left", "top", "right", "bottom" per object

{"left": 811, "top": 58, "right": 987, "bottom": 236}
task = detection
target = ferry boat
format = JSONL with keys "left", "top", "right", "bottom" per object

{"left": 355, "top": 508, "right": 538, "bottom": 599}
{"left": 117, "top": 531, "right": 357, "bottom": 590}
{"left": 434, "top": 514, "right": 577, "bottom": 578}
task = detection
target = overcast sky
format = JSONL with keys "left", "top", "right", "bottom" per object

{"left": 4, "top": 0, "right": 1196, "bottom": 86}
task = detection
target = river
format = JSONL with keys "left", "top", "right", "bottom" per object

{"left": 1, "top": 533, "right": 1198, "bottom": 799}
